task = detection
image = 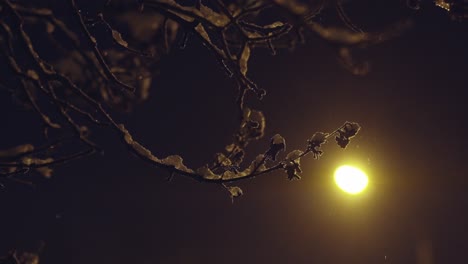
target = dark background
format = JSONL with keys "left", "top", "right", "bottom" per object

{"left": 1, "top": 1, "right": 468, "bottom": 263}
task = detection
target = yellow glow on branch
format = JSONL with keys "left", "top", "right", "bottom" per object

{"left": 435, "top": 0, "right": 451, "bottom": 11}
{"left": 334, "top": 165, "right": 368, "bottom": 194}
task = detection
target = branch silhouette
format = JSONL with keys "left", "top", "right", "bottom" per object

{"left": 1, "top": 0, "right": 459, "bottom": 198}
{"left": 1, "top": 0, "right": 466, "bottom": 262}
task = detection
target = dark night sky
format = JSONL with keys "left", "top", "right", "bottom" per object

{"left": 1, "top": 1, "right": 468, "bottom": 264}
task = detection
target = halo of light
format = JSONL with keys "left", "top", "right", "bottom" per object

{"left": 334, "top": 165, "right": 368, "bottom": 194}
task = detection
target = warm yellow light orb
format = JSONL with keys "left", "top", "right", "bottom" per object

{"left": 334, "top": 165, "right": 368, "bottom": 194}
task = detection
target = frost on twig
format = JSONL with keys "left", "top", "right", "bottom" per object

{"left": 0, "top": 0, "right": 378, "bottom": 196}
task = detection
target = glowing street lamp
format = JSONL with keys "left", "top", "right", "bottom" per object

{"left": 334, "top": 165, "right": 369, "bottom": 195}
